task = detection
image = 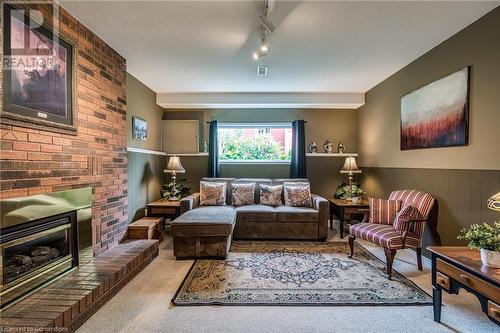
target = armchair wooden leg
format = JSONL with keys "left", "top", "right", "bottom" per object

{"left": 416, "top": 247, "right": 423, "bottom": 271}
{"left": 348, "top": 235, "right": 356, "bottom": 258}
{"left": 383, "top": 248, "right": 397, "bottom": 280}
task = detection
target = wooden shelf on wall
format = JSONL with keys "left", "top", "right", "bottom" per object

{"left": 306, "top": 153, "right": 358, "bottom": 157}
{"left": 166, "top": 153, "right": 209, "bottom": 156}
{"left": 164, "top": 152, "right": 357, "bottom": 157}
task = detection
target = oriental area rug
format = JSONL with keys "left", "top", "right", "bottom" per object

{"left": 172, "top": 241, "right": 432, "bottom": 306}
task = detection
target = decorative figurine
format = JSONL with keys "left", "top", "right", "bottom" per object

{"left": 337, "top": 141, "right": 345, "bottom": 154}
{"left": 309, "top": 141, "right": 318, "bottom": 153}
{"left": 323, "top": 140, "right": 334, "bottom": 153}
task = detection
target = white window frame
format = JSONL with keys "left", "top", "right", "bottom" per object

{"left": 218, "top": 122, "right": 292, "bottom": 164}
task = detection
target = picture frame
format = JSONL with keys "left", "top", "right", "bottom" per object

{"left": 400, "top": 66, "right": 470, "bottom": 150}
{"left": 132, "top": 116, "right": 147, "bottom": 141}
{"left": 1, "top": 4, "right": 77, "bottom": 135}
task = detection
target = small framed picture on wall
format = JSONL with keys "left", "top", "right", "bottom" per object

{"left": 132, "top": 116, "right": 147, "bottom": 141}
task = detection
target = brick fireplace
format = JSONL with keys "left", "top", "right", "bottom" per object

{"left": 0, "top": 1, "right": 128, "bottom": 255}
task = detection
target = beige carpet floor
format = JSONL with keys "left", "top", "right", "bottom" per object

{"left": 76, "top": 224, "right": 497, "bottom": 333}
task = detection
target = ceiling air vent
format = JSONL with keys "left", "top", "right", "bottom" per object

{"left": 257, "top": 66, "right": 268, "bottom": 76}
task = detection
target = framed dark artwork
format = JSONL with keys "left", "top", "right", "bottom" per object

{"left": 1, "top": 4, "right": 77, "bottom": 134}
{"left": 400, "top": 67, "right": 470, "bottom": 150}
{"left": 132, "top": 117, "right": 147, "bottom": 141}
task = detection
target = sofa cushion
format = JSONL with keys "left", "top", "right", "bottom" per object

{"left": 232, "top": 178, "right": 272, "bottom": 204}
{"left": 201, "top": 178, "right": 236, "bottom": 205}
{"left": 200, "top": 181, "right": 226, "bottom": 206}
{"left": 171, "top": 206, "right": 236, "bottom": 236}
{"left": 275, "top": 205, "right": 318, "bottom": 222}
{"left": 283, "top": 182, "right": 312, "bottom": 207}
{"left": 235, "top": 205, "right": 276, "bottom": 222}
{"left": 231, "top": 183, "right": 255, "bottom": 206}
{"left": 259, "top": 184, "right": 283, "bottom": 206}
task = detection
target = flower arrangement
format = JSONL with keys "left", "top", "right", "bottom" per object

{"left": 334, "top": 182, "right": 365, "bottom": 200}
{"left": 161, "top": 179, "right": 191, "bottom": 200}
{"left": 457, "top": 222, "right": 500, "bottom": 252}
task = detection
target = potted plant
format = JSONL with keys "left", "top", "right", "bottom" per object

{"left": 334, "top": 182, "right": 365, "bottom": 203}
{"left": 457, "top": 222, "right": 500, "bottom": 268}
{"left": 161, "top": 179, "right": 191, "bottom": 201}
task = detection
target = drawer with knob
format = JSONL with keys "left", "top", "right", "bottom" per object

{"left": 436, "top": 272, "right": 450, "bottom": 290}
{"left": 437, "top": 258, "right": 500, "bottom": 304}
{"left": 150, "top": 207, "right": 177, "bottom": 215}
{"left": 488, "top": 301, "right": 500, "bottom": 322}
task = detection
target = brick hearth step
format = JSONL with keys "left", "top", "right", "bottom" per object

{"left": 0, "top": 239, "right": 159, "bottom": 332}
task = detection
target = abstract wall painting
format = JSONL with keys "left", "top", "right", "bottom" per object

{"left": 400, "top": 67, "right": 470, "bottom": 150}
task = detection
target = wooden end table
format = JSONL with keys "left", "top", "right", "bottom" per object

{"left": 427, "top": 246, "right": 500, "bottom": 325}
{"left": 146, "top": 199, "right": 181, "bottom": 226}
{"left": 328, "top": 198, "right": 369, "bottom": 239}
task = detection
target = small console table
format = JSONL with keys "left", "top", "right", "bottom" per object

{"left": 328, "top": 198, "right": 368, "bottom": 239}
{"left": 427, "top": 246, "right": 499, "bottom": 326}
{"left": 146, "top": 199, "right": 181, "bottom": 224}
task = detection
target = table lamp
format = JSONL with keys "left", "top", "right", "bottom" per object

{"left": 164, "top": 156, "right": 185, "bottom": 200}
{"left": 340, "top": 156, "right": 361, "bottom": 186}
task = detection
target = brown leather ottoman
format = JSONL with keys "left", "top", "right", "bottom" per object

{"left": 171, "top": 206, "right": 236, "bottom": 259}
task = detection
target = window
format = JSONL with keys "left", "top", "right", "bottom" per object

{"left": 218, "top": 123, "right": 292, "bottom": 163}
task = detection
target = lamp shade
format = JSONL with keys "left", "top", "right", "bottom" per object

{"left": 340, "top": 156, "right": 361, "bottom": 174}
{"left": 165, "top": 156, "right": 185, "bottom": 173}
{"left": 487, "top": 192, "right": 500, "bottom": 211}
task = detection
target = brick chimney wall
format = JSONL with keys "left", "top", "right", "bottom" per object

{"left": 0, "top": 2, "right": 127, "bottom": 255}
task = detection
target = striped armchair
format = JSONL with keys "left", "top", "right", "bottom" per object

{"left": 348, "top": 190, "right": 436, "bottom": 279}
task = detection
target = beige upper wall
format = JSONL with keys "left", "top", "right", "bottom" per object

{"left": 357, "top": 8, "right": 500, "bottom": 170}
{"left": 163, "top": 109, "right": 358, "bottom": 154}
{"left": 126, "top": 73, "right": 164, "bottom": 151}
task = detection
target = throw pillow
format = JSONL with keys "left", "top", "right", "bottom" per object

{"left": 368, "top": 198, "right": 401, "bottom": 225}
{"left": 259, "top": 184, "right": 283, "bottom": 206}
{"left": 394, "top": 204, "right": 423, "bottom": 233}
{"left": 231, "top": 183, "right": 255, "bottom": 206}
{"left": 284, "top": 183, "right": 312, "bottom": 207}
{"left": 200, "top": 181, "right": 226, "bottom": 206}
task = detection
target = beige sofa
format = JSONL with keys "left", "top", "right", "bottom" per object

{"left": 171, "top": 178, "right": 329, "bottom": 258}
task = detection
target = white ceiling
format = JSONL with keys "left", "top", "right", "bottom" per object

{"left": 61, "top": 1, "right": 498, "bottom": 95}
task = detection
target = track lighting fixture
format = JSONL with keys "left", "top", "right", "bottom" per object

{"left": 252, "top": 1, "right": 275, "bottom": 61}
{"left": 253, "top": 38, "right": 270, "bottom": 61}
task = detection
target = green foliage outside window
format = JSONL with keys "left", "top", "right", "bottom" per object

{"left": 219, "top": 133, "right": 290, "bottom": 161}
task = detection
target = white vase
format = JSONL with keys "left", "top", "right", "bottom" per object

{"left": 480, "top": 248, "right": 500, "bottom": 268}
{"left": 351, "top": 197, "right": 360, "bottom": 204}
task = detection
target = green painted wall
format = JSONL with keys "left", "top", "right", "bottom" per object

{"left": 127, "top": 73, "right": 164, "bottom": 151}
{"left": 357, "top": 8, "right": 500, "bottom": 253}
{"left": 126, "top": 73, "right": 165, "bottom": 223}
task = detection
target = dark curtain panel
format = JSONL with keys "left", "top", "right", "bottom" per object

{"left": 290, "top": 120, "right": 307, "bottom": 178}
{"left": 207, "top": 120, "right": 219, "bottom": 178}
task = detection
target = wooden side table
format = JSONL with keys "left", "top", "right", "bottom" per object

{"left": 146, "top": 199, "right": 181, "bottom": 225}
{"left": 328, "top": 198, "right": 369, "bottom": 239}
{"left": 427, "top": 246, "right": 500, "bottom": 325}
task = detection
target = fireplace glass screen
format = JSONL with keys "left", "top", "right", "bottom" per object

{"left": 2, "top": 225, "right": 70, "bottom": 285}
